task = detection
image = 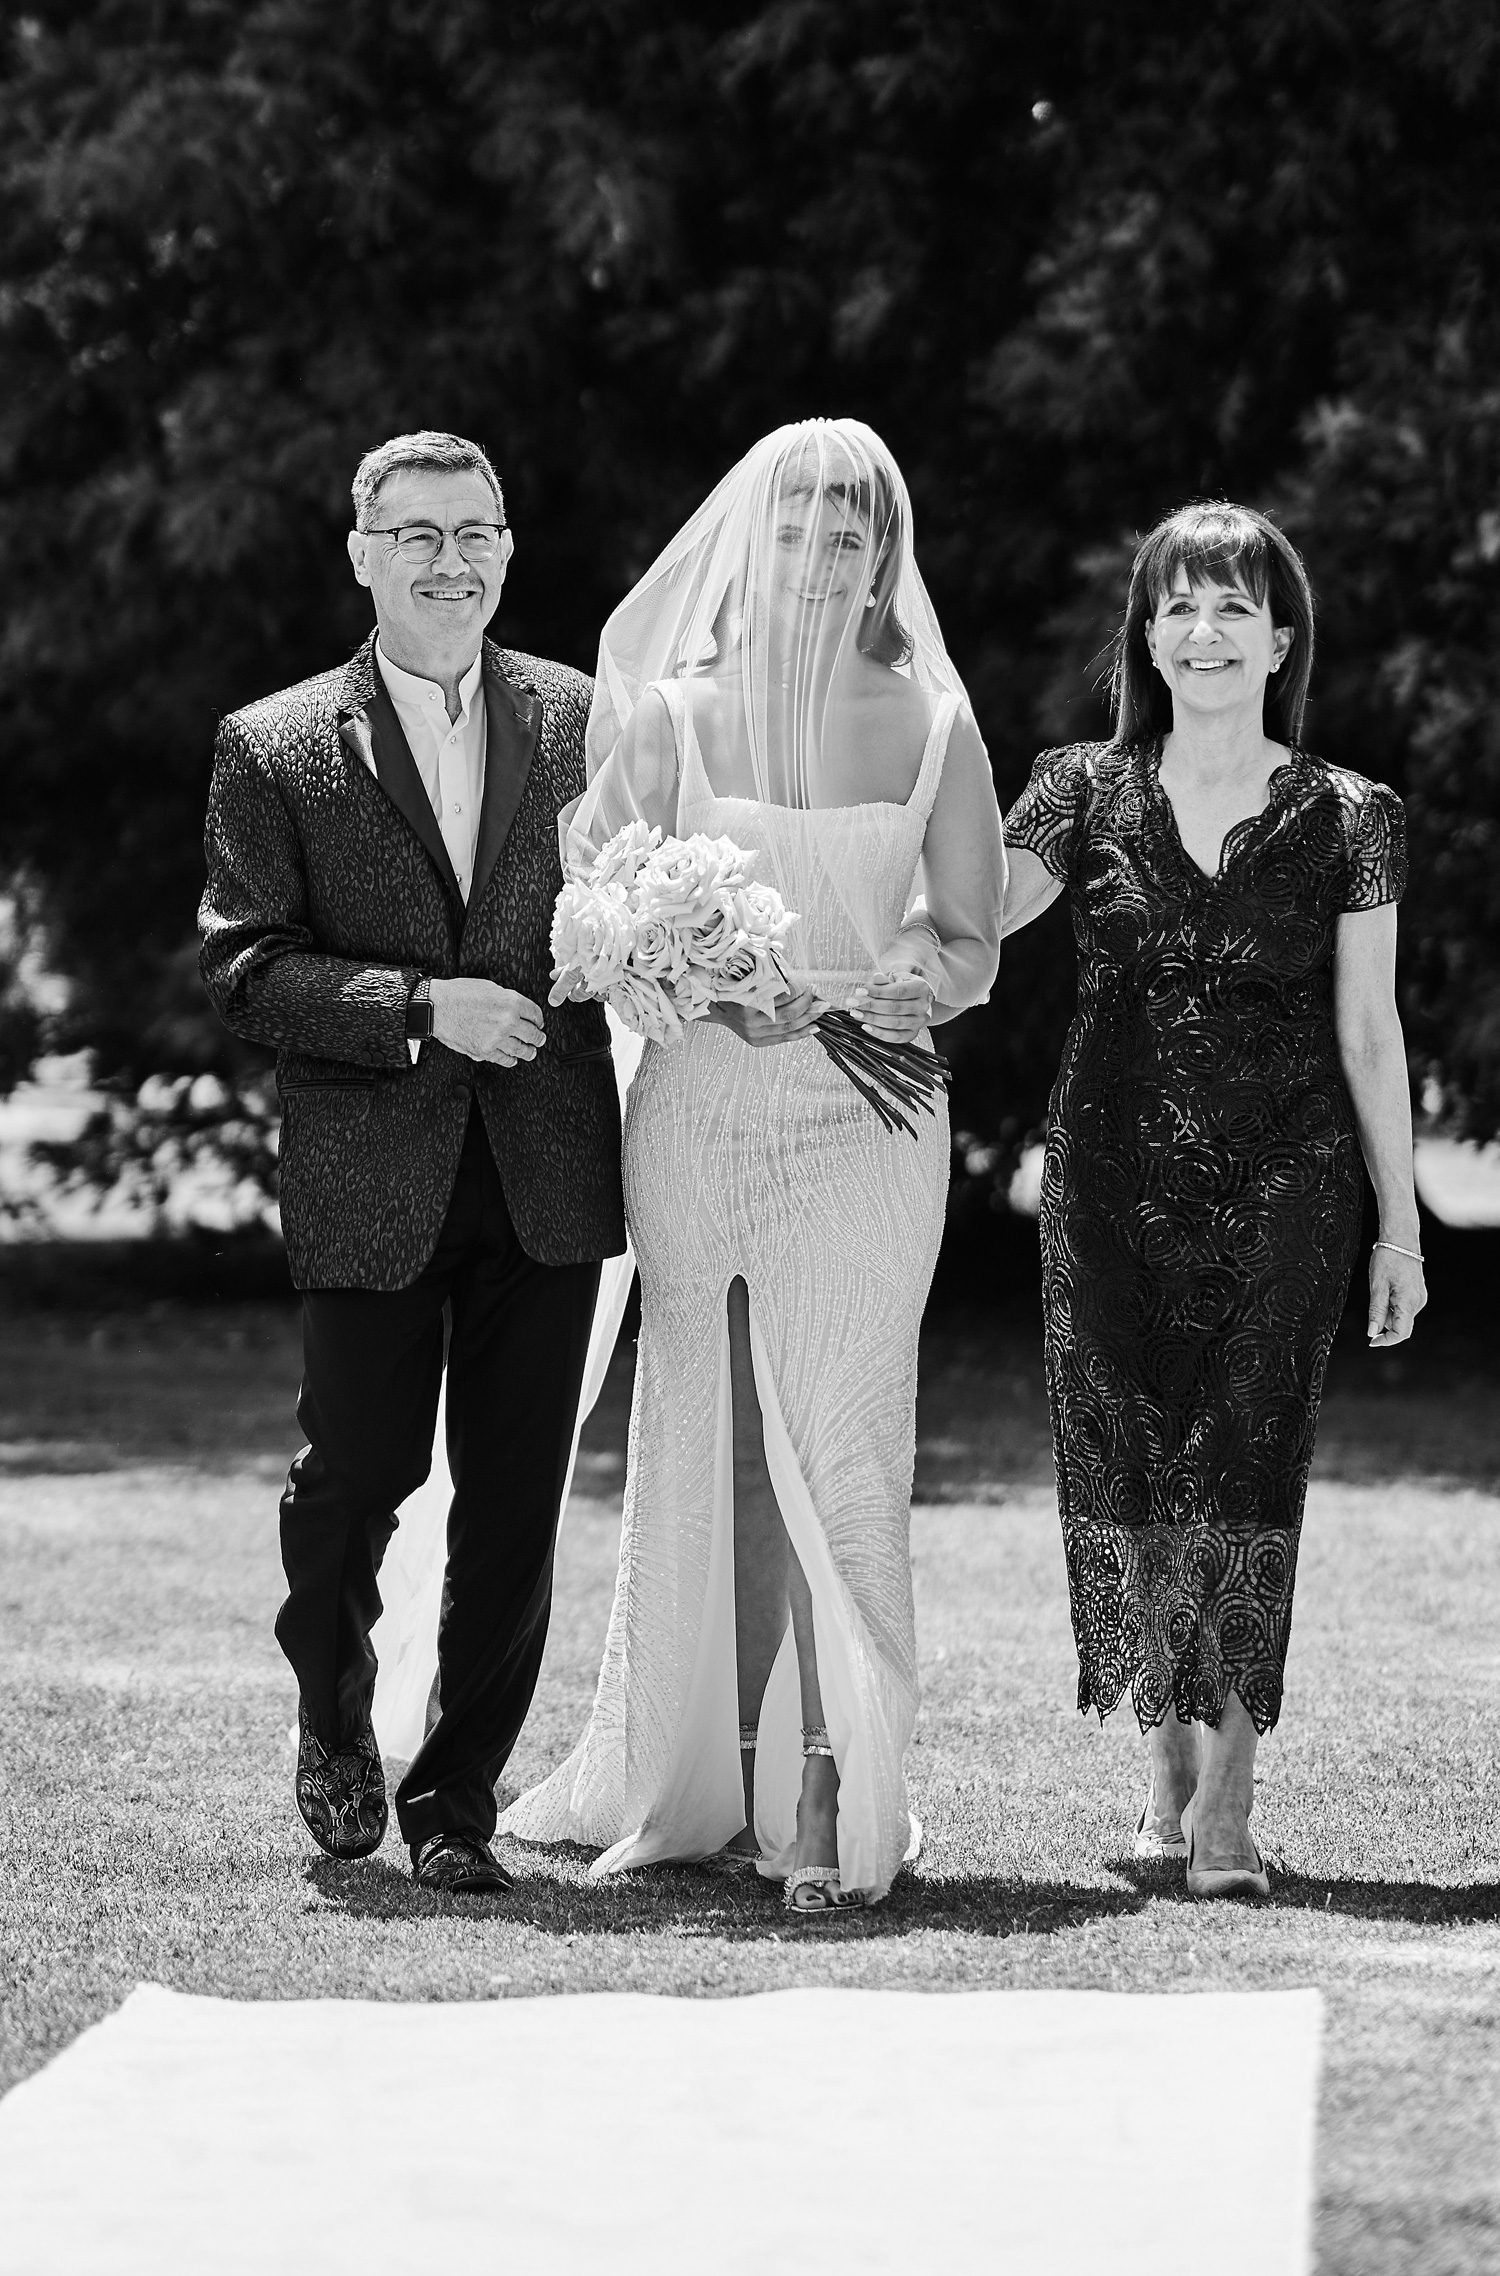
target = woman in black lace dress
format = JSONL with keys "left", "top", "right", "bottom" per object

{"left": 1003, "top": 502, "right": 1425, "bottom": 1896}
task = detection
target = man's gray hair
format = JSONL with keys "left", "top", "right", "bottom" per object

{"left": 351, "top": 431, "right": 505, "bottom": 530}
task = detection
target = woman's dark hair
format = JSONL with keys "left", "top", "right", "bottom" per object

{"left": 1108, "top": 501, "right": 1316, "bottom": 744}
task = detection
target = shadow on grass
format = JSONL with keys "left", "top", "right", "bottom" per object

{"left": 306, "top": 1849, "right": 1167, "bottom": 1940}
{"left": 1259, "top": 1874, "right": 1500, "bottom": 1924}
{"left": 1109, "top": 1856, "right": 1500, "bottom": 1924}
{"left": 306, "top": 1845, "right": 1500, "bottom": 1939}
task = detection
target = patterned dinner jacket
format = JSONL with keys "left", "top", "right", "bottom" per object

{"left": 199, "top": 632, "right": 626, "bottom": 1290}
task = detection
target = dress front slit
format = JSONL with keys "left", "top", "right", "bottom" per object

{"left": 500, "top": 686, "right": 954, "bottom": 1899}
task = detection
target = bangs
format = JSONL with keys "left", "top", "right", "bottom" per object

{"left": 763, "top": 419, "right": 905, "bottom": 541}
{"left": 1141, "top": 506, "right": 1275, "bottom": 612}
{"left": 778, "top": 473, "right": 874, "bottom": 525}
{"left": 1109, "top": 496, "right": 1317, "bottom": 746}
{"left": 779, "top": 471, "right": 882, "bottom": 531}
{"left": 823, "top": 477, "right": 877, "bottom": 524}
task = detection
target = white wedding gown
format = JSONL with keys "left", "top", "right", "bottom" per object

{"left": 499, "top": 682, "right": 959, "bottom": 1903}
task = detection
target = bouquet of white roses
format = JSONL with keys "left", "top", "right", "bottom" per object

{"left": 549, "top": 822, "right": 794, "bottom": 1046}
{"left": 549, "top": 821, "right": 950, "bottom": 1138}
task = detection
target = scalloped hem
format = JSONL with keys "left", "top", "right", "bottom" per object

{"left": 1079, "top": 1668, "right": 1283, "bottom": 1739}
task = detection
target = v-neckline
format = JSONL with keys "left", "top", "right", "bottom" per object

{"left": 1145, "top": 739, "right": 1299, "bottom": 885}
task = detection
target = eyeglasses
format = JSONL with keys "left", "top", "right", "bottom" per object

{"left": 364, "top": 522, "right": 508, "bottom": 564}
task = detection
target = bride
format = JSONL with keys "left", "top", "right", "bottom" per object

{"left": 497, "top": 418, "right": 1006, "bottom": 1912}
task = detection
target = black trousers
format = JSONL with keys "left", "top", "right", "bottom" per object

{"left": 276, "top": 1107, "right": 600, "bottom": 1848}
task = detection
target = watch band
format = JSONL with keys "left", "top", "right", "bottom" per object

{"left": 405, "top": 976, "right": 435, "bottom": 1042}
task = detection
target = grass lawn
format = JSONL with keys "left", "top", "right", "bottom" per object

{"left": 1, "top": 1295, "right": 1497, "bottom": 2274}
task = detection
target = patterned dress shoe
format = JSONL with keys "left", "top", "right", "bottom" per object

{"left": 411, "top": 1831, "right": 514, "bottom": 1894}
{"left": 295, "top": 1706, "right": 388, "bottom": 1859}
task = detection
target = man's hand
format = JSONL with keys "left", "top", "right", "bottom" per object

{"left": 709, "top": 988, "right": 824, "bottom": 1050}
{"left": 430, "top": 979, "right": 546, "bottom": 1067}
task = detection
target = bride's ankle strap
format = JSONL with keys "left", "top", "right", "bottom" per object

{"left": 802, "top": 1724, "right": 834, "bottom": 1758}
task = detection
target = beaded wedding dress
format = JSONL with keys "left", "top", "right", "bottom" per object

{"left": 500, "top": 684, "right": 961, "bottom": 1901}
{"left": 371, "top": 420, "right": 1004, "bottom": 1906}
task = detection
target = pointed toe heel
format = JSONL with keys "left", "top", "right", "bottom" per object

{"left": 1181, "top": 1797, "right": 1271, "bottom": 1899}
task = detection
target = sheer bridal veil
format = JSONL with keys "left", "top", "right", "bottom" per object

{"left": 587, "top": 416, "right": 968, "bottom": 810}
{"left": 566, "top": 416, "right": 1000, "bottom": 1005}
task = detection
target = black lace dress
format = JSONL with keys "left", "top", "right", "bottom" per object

{"left": 1004, "top": 742, "right": 1406, "bottom": 1733}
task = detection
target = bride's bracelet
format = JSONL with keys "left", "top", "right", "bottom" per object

{"left": 1373, "top": 1238, "right": 1424, "bottom": 1265}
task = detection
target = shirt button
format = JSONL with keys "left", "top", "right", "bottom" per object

{"left": 452, "top": 802, "right": 463, "bottom": 814}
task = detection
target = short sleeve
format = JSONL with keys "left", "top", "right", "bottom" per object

{"left": 1343, "top": 782, "right": 1407, "bottom": 912}
{"left": 1002, "top": 745, "right": 1090, "bottom": 883}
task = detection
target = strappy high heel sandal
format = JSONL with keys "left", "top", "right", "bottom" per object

{"left": 709, "top": 1722, "right": 764, "bottom": 1874}
{"left": 784, "top": 1726, "right": 864, "bottom": 1921}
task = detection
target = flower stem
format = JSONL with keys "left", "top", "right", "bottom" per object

{"left": 812, "top": 1010, "right": 951, "bottom": 1139}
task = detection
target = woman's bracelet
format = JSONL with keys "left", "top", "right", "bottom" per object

{"left": 1373, "top": 1238, "right": 1424, "bottom": 1265}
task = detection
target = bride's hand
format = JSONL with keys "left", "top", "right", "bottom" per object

{"left": 710, "top": 988, "right": 824, "bottom": 1049}
{"left": 848, "top": 971, "right": 935, "bottom": 1043}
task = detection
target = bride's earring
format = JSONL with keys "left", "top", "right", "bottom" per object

{"left": 865, "top": 591, "right": 877, "bottom": 609}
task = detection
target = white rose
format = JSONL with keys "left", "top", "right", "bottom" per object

{"left": 710, "top": 940, "right": 785, "bottom": 1019}
{"left": 638, "top": 834, "right": 729, "bottom": 922}
{"left": 549, "top": 881, "right": 635, "bottom": 1004}
{"left": 732, "top": 881, "right": 798, "bottom": 953}
{"left": 680, "top": 896, "right": 740, "bottom": 967}
{"left": 590, "top": 820, "right": 660, "bottom": 891}
{"left": 607, "top": 970, "right": 681, "bottom": 1045}
{"left": 633, "top": 914, "right": 691, "bottom": 986}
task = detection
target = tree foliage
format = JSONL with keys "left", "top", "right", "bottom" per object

{"left": 2, "top": 0, "right": 1498, "bottom": 1173}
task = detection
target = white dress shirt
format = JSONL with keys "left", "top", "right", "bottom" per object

{"left": 373, "top": 640, "right": 487, "bottom": 902}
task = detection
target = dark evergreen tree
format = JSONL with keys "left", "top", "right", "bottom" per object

{"left": 1, "top": 0, "right": 1496, "bottom": 1197}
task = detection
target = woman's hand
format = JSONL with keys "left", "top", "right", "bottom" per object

{"left": 847, "top": 970, "right": 935, "bottom": 1043}
{"left": 1367, "top": 1246, "right": 1427, "bottom": 1347}
{"left": 710, "top": 987, "right": 824, "bottom": 1049}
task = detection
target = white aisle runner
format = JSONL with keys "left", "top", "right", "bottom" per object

{"left": 0, "top": 1985, "right": 1320, "bottom": 2275}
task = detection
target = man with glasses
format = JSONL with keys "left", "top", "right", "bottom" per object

{"left": 200, "top": 430, "right": 625, "bottom": 1893}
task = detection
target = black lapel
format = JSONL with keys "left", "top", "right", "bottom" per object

{"left": 336, "top": 637, "right": 464, "bottom": 909}
{"left": 467, "top": 643, "right": 541, "bottom": 916}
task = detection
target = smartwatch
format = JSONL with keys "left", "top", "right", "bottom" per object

{"left": 405, "top": 976, "right": 435, "bottom": 1042}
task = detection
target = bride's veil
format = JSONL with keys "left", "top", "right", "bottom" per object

{"left": 585, "top": 417, "right": 970, "bottom": 817}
